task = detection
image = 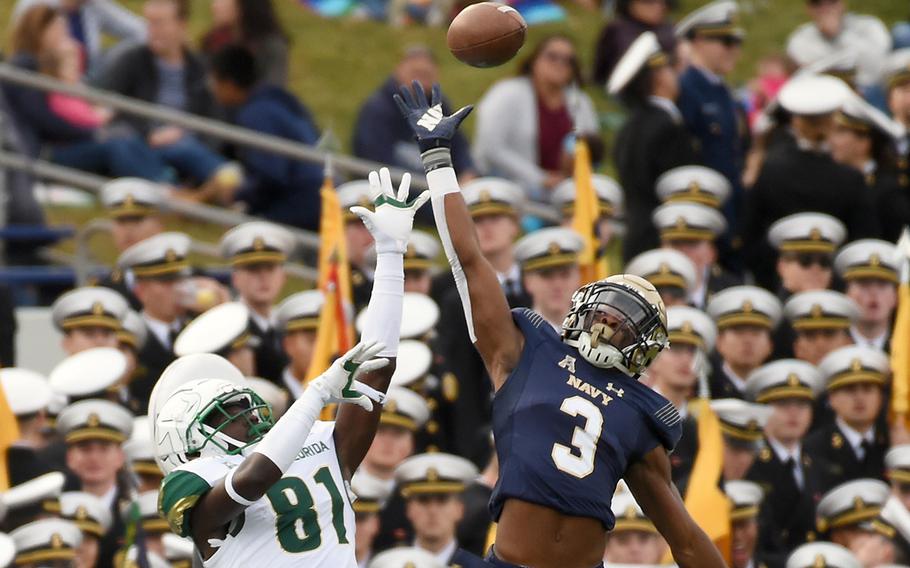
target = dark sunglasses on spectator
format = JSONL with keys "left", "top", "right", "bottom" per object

{"left": 543, "top": 52, "right": 576, "bottom": 66}
{"left": 786, "top": 253, "right": 832, "bottom": 269}
{"left": 808, "top": 0, "right": 840, "bottom": 5}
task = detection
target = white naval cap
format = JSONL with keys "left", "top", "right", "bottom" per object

{"left": 59, "top": 492, "right": 112, "bottom": 538}
{"left": 745, "top": 359, "right": 823, "bottom": 403}
{"left": 48, "top": 347, "right": 128, "bottom": 400}
{"left": 709, "top": 399, "right": 772, "bottom": 443}
{"left": 655, "top": 166, "right": 731, "bottom": 209}
{"left": 394, "top": 452, "right": 478, "bottom": 498}
{"left": 245, "top": 377, "right": 289, "bottom": 418}
{"left": 786, "top": 542, "right": 860, "bottom": 568}
{"left": 0, "top": 533, "right": 12, "bottom": 568}
{"left": 391, "top": 340, "right": 433, "bottom": 388}
{"left": 133, "top": 490, "right": 169, "bottom": 533}
{"left": 652, "top": 202, "right": 727, "bottom": 241}
{"left": 818, "top": 345, "right": 889, "bottom": 392}
{"left": 163, "top": 533, "right": 195, "bottom": 567}
{"left": 706, "top": 285, "right": 783, "bottom": 330}
{"left": 56, "top": 398, "right": 134, "bottom": 445}
{"left": 816, "top": 479, "right": 890, "bottom": 533}
{"left": 783, "top": 290, "right": 859, "bottom": 331}
{"left": 117, "top": 310, "right": 148, "bottom": 351}
{"left": 834, "top": 239, "right": 900, "bottom": 283}
{"left": 767, "top": 212, "right": 846, "bottom": 254}
{"left": 381, "top": 386, "right": 430, "bottom": 432}
{"left": 0, "top": 368, "right": 52, "bottom": 416}
{"left": 10, "top": 519, "right": 81, "bottom": 566}
{"left": 610, "top": 491, "right": 655, "bottom": 533}
{"left": 725, "top": 480, "right": 763, "bottom": 521}
{"left": 124, "top": 546, "right": 171, "bottom": 568}
{"left": 514, "top": 227, "right": 584, "bottom": 272}
{"left": 219, "top": 221, "right": 296, "bottom": 266}
{"left": 675, "top": 0, "right": 742, "bottom": 39}
{"left": 777, "top": 74, "right": 851, "bottom": 116}
{"left": 626, "top": 248, "right": 697, "bottom": 294}
{"left": 886, "top": 445, "right": 910, "bottom": 484}
{"left": 174, "top": 302, "right": 257, "bottom": 357}
{"left": 461, "top": 177, "right": 525, "bottom": 217}
{"left": 351, "top": 470, "right": 393, "bottom": 514}
{"left": 124, "top": 416, "right": 161, "bottom": 479}
{"left": 275, "top": 290, "right": 324, "bottom": 333}
{"left": 369, "top": 547, "right": 446, "bottom": 568}
{"left": 607, "top": 31, "right": 667, "bottom": 96}
{"left": 882, "top": 494, "right": 910, "bottom": 547}
{"left": 51, "top": 286, "right": 129, "bottom": 332}
{"left": 1, "top": 472, "right": 65, "bottom": 517}
{"left": 99, "top": 177, "right": 164, "bottom": 218}
{"left": 885, "top": 48, "right": 910, "bottom": 90}
{"left": 357, "top": 292, "right": 440, "bottom": 341}
{"left": 838, "top": 93, "right": 906, "bottom": 142}
{"left": 552, "top": 175, "right": 624, "bottom": 218}
{"left": 666, "top": 306, "right": 717, "bottom": 352}
{"left": 117, "top": 232, "right": 191, "bottom": 279}
{"left": 337, "top": 179, "right": 375, "bottom": 221}
{"left": 402, "top": 231, "right": 441, "bottom": 273}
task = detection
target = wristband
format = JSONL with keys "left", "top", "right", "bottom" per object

{"left": 224, "top": 467, "right": 256, "bottom": 507}
{"left": 426, "top": 167, "right": 460, "bottom": 199}
{"left": 421, "top": 147, "right": 454, "bottom": 173}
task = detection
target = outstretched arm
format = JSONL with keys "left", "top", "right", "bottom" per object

{"left": 624, "top": 446, "right": 726, "bottom": 568}
{"left": 396, "top": 82, "right": 524, "bottom": 388}
{"left": 335, "top": 167, "right": 429, "bottom": 476}
{"left": 187, "top": 343, "right": 386, "bottom": 556}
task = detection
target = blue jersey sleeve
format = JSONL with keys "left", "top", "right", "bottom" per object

{"left": 644, "top": 401, "right": 683, "bottom": 454}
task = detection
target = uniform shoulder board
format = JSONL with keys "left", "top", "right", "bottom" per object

{"left": 514, "top": 308, "right": 546, "bottom": 329}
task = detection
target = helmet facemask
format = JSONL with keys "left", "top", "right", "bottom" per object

{"left": 190, "top": 388, "right": 273, "bottom": 458}
{"left": 562, "top": 281, "right": 668, "bottom": 378}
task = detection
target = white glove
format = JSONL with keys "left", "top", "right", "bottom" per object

{"left": 351, "top": 167, "right": 431, "bottom": 255}
{"left": 308, "top": 341, "right": 389, "bottom": 412}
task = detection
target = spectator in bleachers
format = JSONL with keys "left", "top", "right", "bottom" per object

{"left": 208, "top": 45, "right": 323, "bottom": 231}
{"left": 786, "top": 0, "right": 891, "bottom": 89}
{"left": 591, "top": 0, "right": 676, "bottom": 87}
{"left": 353, "top": 46, "right": 475, "bottom": 180}
{"left": 13, "top": 0, "right": 146, "bottom": 75}
{"left": 97, "top": 0, "right": 238, "bottom": 195}
{"left": 200, "top": 0, "right": 290, "bottom": 88}
{"left": 472, "top": 35, "right": 600, "bottom": 201}
{"left": 4, "top": 5, "right": 171, "bottom": 182}
{"left": 40, "top": 38, "right": 113, "bottom": 129}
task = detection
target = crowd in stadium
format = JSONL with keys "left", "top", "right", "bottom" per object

{"left": 1, "top": 0, "right": 910, "bottom": 567}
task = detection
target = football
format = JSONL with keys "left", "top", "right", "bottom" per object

{"left": 447, "top": 2, "right": 528, "bottom": 68}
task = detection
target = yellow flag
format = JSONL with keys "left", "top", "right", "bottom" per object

{"left": 0, "top": 383, "right": 19, "bottom": 490}
{"left": 571, "top": 139, "right": 608, "bottom": 283}
{"left": 664, "top": 398, "right": 731, "bottom": 564}
{"left": 315, "top": 176, "right": 353, "bottom": 305}
{"left": 891, "top": 229, "right": 910, "bottom": 421}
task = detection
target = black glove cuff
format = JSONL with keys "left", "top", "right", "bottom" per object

{"left": 420, "top": 147, "right": 453, "bottom": 173}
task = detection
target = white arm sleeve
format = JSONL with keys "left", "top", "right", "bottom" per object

{"left": 252, "top": 385, "right": 326, "bottom": 473}
{"left": 359, "top": 251, "right": 404, "bottom": 357}
{"left": 427, "top": 167, "right": 477, "bottom": 343}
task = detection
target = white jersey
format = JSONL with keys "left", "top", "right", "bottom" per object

{"left": 159, "top": 421, "right": 357, "bottom": 568}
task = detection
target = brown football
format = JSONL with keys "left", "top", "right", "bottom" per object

{"left": 447, "top": 2, "right": 528, "bottom": 68}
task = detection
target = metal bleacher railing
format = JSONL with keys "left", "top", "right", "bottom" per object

{"left": 0, "top": 63, "right": 561, "bottom": 286}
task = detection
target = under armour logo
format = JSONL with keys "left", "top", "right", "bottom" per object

{"left": 417, "top": 104, "right": 444, "bottom": 131}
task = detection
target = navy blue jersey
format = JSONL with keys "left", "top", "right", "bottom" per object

{"left": 490, "top": 309, "right": 683, "bottom": 530}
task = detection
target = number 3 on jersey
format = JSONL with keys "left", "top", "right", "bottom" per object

{"left": 551, "top": 396, "right": 604, "bottom": 478}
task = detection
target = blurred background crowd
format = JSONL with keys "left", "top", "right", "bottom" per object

{"left": 0, "top": 0, "right": 910, "bottom": 567}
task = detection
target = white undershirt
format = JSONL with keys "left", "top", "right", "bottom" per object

{"left": 648, "top": 96, "right": 683, "bottom": 124}
{"left": 282, "top": 367, "right": 304, "bottom": 400}
{"left": 849, "top": 326, "right": 888, "bottom": 351}
{"left": 101, "top": 484, "right": 118, "bottom": 510}
{"left": 721, "top": 362, "right": 748, "bottom": 394}
{"left": 768, "top": 437, "right": 805, "bottom": 490}
{"left": 836, "top": 417, "right": 875, "bottom": 461}
{"left": 243, "top": 298, "right": 275, "bottom": 332}
{"left": 142, "top": 313, "right": 180, "bottom": 350}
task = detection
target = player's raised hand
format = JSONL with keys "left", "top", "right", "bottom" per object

{"left": 350, "top": 167, "right": 430, "bottom": 255}
{"left": 394, "top": 81, "right": 473, "bottom": 152}
{"left": 309, "top": 340, "right": 389, "bottom": 411}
